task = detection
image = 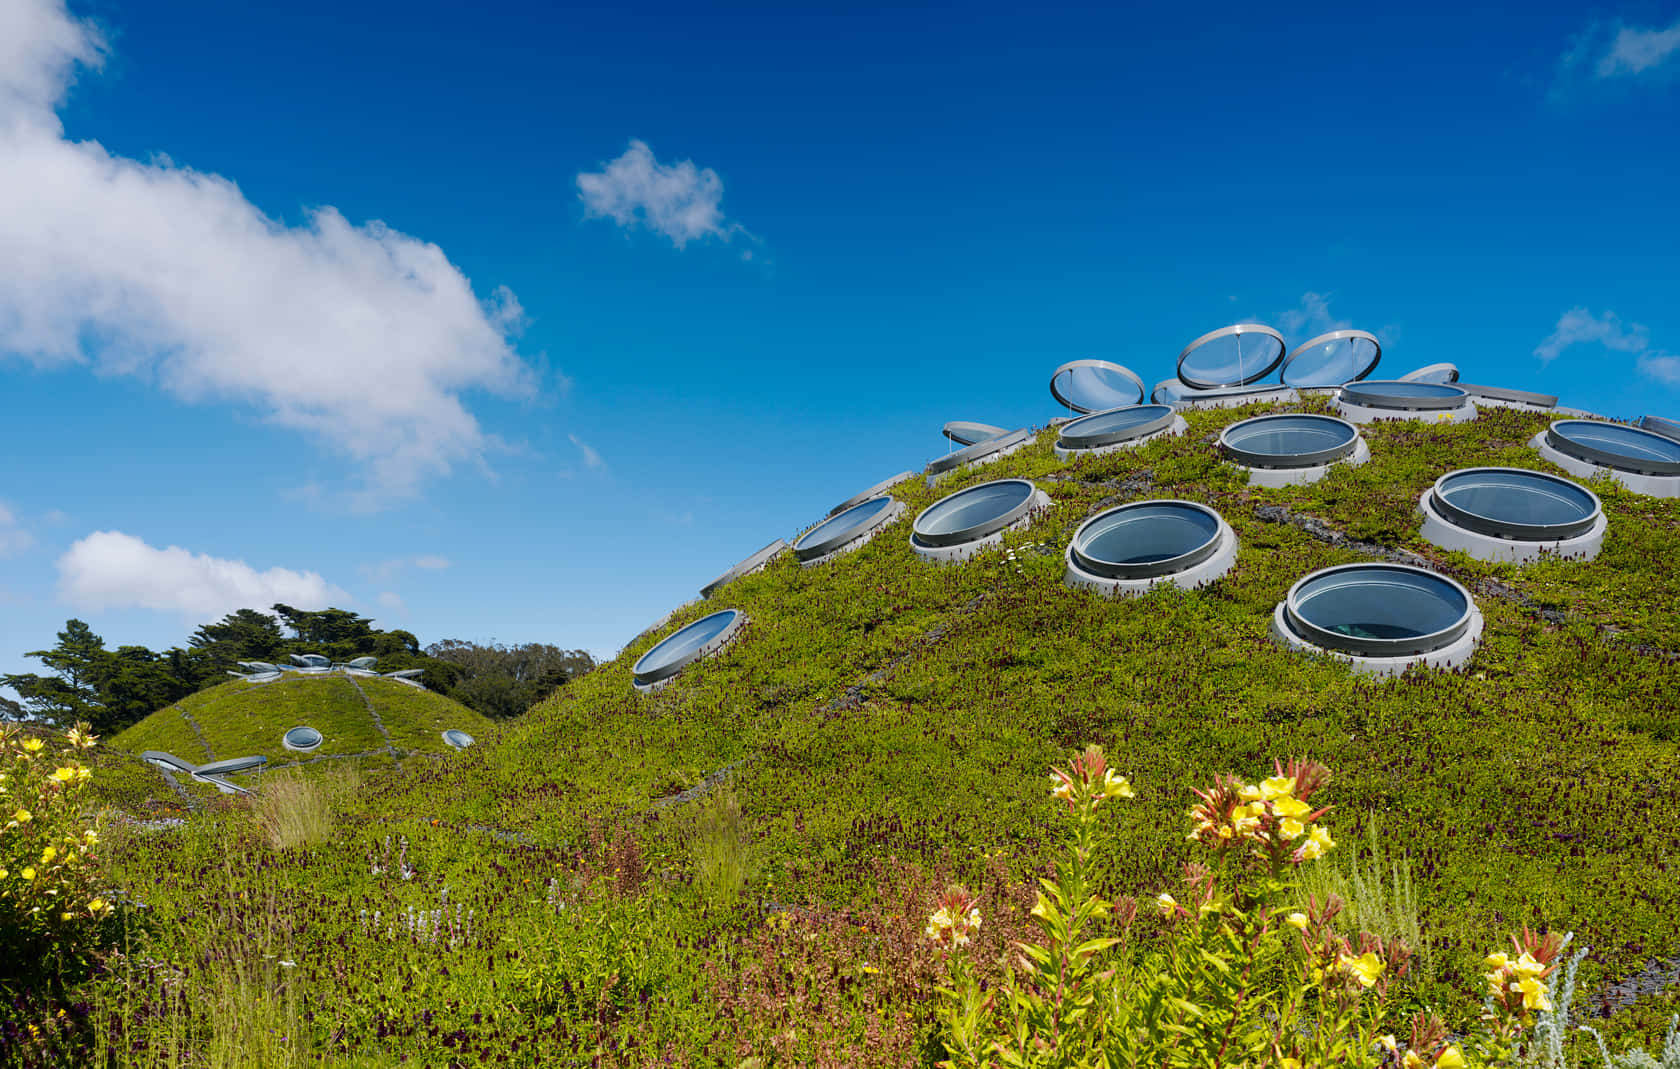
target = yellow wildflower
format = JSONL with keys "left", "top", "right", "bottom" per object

{"left": 1272, "top": 795, "right": 1311, "bottom": 819}
{"left": 22, "top": 867, "right": 35, "bottom": 881}
{"left": 1436, "top": 1047, "right": 1466, "bottom": 1069}
{"left": 1403, "top": 1053, "right": 1424, "bottom": 1069}
{"left": 41, "top": 845, "right": 56, "bottom": 864}
{"left": 21, "top": 738, "right": 44, "bottom": 754}
{"left": 50, "top": 766, "right": 79, "bottom": 785}
{"left": 1484, "top": 951, "right": 1510, "bottom": 971}
{"left": 1512, "top": 951, "right": 1546, "bottom": 980}
{"left": 1100, "top": 769, "right": 1135, "bottom": 799}
{"left": 82, "top": 830, "right": 98, "bottom": 847}
{"left": 88, "top": 898, "right": 106, "bottom": 914}
{"left": 1516, "top": 975, "right": 1552, "bottom": 1012}
{"left": 1338, "top": 951, "right": 1384, "bottom": 988}
{"left": 1286, "top": 911, "right": 1309, "bottom": 930}
{"left": 1259, "top": 775, "right": 1296, "bottom": 800}
{"left": 1280, "top": 817, "right": 1305, "bottom": 840}
{"left": 1156, "top": 892, "right": 1177, "bottom": 916}
{"left": 10, "top": 808, "right": 29, "bottom": 825}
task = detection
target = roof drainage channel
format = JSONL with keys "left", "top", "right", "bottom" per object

{"left": 1270, "top": 563, "right": 1483, "bottom": 676}
{"left": 830, "top": 471, "right": 915, "bottom": 517}
{"left": 911, "top": 478, "right": 1050, "bottom": 563}
{"left": 1419, "top": 467, "right": 1605, "bottom": 562}
{"left": 700, "top": 539, "right": 788, "bottom": 599}
{"left": 1050, "top": 360, "right": 1146, "bottom": 414}
{"left": 943, "top": 421, "right": 1008, "bottom": 446}
{"left": 1279, "top": 329, "right": 1382, "bottom": 388}
{"left": 926, "top": 427, "right": 1033, "bottom": 484}
{"left": 1064, "top": 500, "right": 1237, "bottom": 596}
{"left": 1219, "top": 414, "right": 1370, "bottom": 488}
{"left": 1176, "top": 324, "right": 1286, "bottom": 390}
{"left": 1457, "top": 382, "right": 1558, "bottom": 411}
{"left": 632, "top": 608, "right": 748, "bottom": 692}
{"left": 1054, "top": 404, "right": 1186, "bottom": 458}
{"left": 793, "top": 494, "right": 906, "bottom": 566}
{"left": 1337, "top": 380, "right": 1476, "bottom": 424}
{"left": 1531, "top": 420, "right": 1680, "bottom": 498}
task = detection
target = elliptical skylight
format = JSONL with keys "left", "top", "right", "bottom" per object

{"left": 282, "top": 725, "right": 323, "bottom": 753}
{"left": 1064, "top": 500, "right": 1237, "bottom": 595}
{"left": 1399, "top": 363, "right": 1459, "bottom": 384}
{"left": 1543, "top": 421, "right": 1680, "bottom": 476}
{"left": 911, "top": 478, "right": 1047, "bottom": 563}
{"left": 943, "top": 421, "right": 1007, "bottom": 446}
{"left": 794, "top": 494, "right": 904, "bottom": 564}
{"left": 700, "top": 540, "right": 787, "bottom": 599}
{"left": 1419, "top": 467, "right": 1605, "bottom": 562}
{"left": 1642, "top": 415, "right": 1680, "bottom": 443}
{"left": 442, "top": 729, "right": 475, "bottom": 749}
{"left": 1055, "top": 404, "right": 1181, "bottom": 455}
{"left": 1271, "top": 563, "right": 1481, "bottom": 675}
{"left": 830, "top": 471, "right": 915, "bottom": 517}
{"left": 1219, "top": 414, "right": 1368, "bottom": 487}
{"left": 1338, "top": 380, "right": 1474, "bottom": 424}
{"left": 1279, "top": 330, "right": 1381, "bottom": 388}
{"left": 926, "top": 427, "right": 1032, "bottom": 480}
{"left": 1458, "top": 383, "right": 1557, "bottom": 410}
{"left": 632, "top": 608, "right": 747, "bottom": 690}
{"left": 1176, "top": 324, "right": 1286, "bottom": 390}
{"left": 1049, "top": 360, "right": 1146, "bottom": 414}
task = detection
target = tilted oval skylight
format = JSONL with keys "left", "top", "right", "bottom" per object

{"left": 1458, "top": 383, "right": 1557, "bottom": 409}
{"left": 926, "top": 427, "right": 1032, "bottom": 476}
{"left": 1057, "top": 404, "right": 1177, "bottom": 451}
{"left": 1176, "top": 324, "right": 1286, "bottom": 390}
{"left": 794, "top": 495, "right": 902, "bottom": 562}
{"left": 700, "top": 539, "right": 787, "bottom": 599}
{"left": 632, "top": 608, "right": 747, "bottom": 688}
{"left": 943, "top": 421, "right": 1007, "bottom": 446}
{"left": 282, "top": 725, "right": 323, "bottom": 753}
{"left": 1339, "top": 380, "right": 1470, "bottom": 411}
{"left": 442, "top": 729, "right": 475, "bottom": 749}
{"left": 1049, "top": 360, "right": 1145, "bottom": 414}
{"left": 1067, "top": 501, "right": 1229, "bottom": 580}
{"left": 1428, "top": 468, "right": 1601, "bottom": 541}
{"left": 912, "top": 479, "right": 1038, "bottom": 548}
{"left": 1220, "top": 414, "right": 1361, "bottom": 469}
{"left": 1399, "top": 363, "right": 1460, "bottom": 384}
{"left": 830, "top": 471, "right": 914, "bottom": 517}
{"left": 1280, "top": 563, "right": 1476, "bottom": 659}
{"left": 1279, "top": 330, "right": 1381, "bottom": 387}
{"left": 1642, "top": 414, "right": 1680, "bottom": 444}
{"left": 1545, "top": 420, "right": 1680, "bottom": 477}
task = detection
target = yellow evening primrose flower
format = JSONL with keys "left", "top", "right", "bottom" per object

{"left": 22, "top": 868, "right": 36, "bottom": 881}
{"left": 21, "top": 738, "right": 44, "bottom": 753}
{"left": 1484, "top": 951, "right": 1510, "bottom": 971}
{"left": 1436, "top": 1046, "right": 1466, "bottom": 1069}
{"left": 83, "top": 830, "right": 98, "bottom": 847}
{"left": 50, "top": 767, "right": 78, "bottom": 785}
{"left": 1403, "top": 1052, "right": 1424, "bottom": 1069}
{"left": 0, "top": 867, "right": 8, "bottom": 879}
{"left": 1050, "top": 775, "right": 1074, "bottom": 802}
{"left": 1516, "top": 976, "right": 1552, "bottom": 1012}
{"left": 1280, "top": 817, "right": 1306, "bottom": 840}
{"left": 40, "top": 845, "right": 56, "bottom": 864}
{"left": 1286, "top": 911, "right": 1309, "bottom": 930}
{"left": 1259, "top": 776, "right": 1296, "bottom": 800}
{"left": 88, "top": 898, "right": 105, "bottom": 914}
{"left": 1100, "top": 769, "right": 1135, "bottom": 799}
{"left": 1512, "top": 951, "right": 1546, "bottom": 979}
{"left": 1237, "top": 782, "right": 1262, "bottom": 803}
{"left": 1380, "top": 1035, "right": 1399, "bottom": 1053}
{"left": 1156, "top": 893, "right": 1177, "bottom": 916}
{"left": 1339, "top": 952, "right": 1384, "bottom": 988}
{"left": 11, "top": 808, "right": 29, "bottom": 824}
{"left": 1272, "top": 796, "right": 1311, "bottom": 819}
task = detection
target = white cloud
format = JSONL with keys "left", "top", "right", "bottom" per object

{"left": 58, "top": 530, "right": 348, "bottom": 621}
{"left": 412, "top": 554, "right": 450, "bottom": 570}
{"left": 1638, "top": 353, "right": 1680, "bottom": 385}
{"left": 360, "top": 554, "right": 452, "bottom": 582}
{"left": 568, "top": 433, "right": 604, "bottom": 469}
{"left": 376, "top": 590, "right": 408, "bottom": 616}
{"left": 0, "top": 503, "right": 33, "bottom": 557}
{"left": 577, "top": 140, "right": 743, "bottom": 248}
{"left": 1534, "top": 307, "right": 1650, "bottom": 364}
{"left": 0, "top": 0, "right": 538, "bottom": 503}
{"left": 1597, "top": 17, "right": 1680, "bottom": 77}
{"left": 1276, "top": 292, "right": 1353, "bottom": 343}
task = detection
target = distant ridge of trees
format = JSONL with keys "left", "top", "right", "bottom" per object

{"left": 1, "top": 607, "right": 595, "bottom": 735}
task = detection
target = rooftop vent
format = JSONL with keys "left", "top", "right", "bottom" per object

{"left": 1176, "top": 324, "right": 1286, "bottom": 390}
{"left": 1398, "top": 363, "right": 1460, "bottom": 384}
{"left": 1419, "top": 467, "right": 1605, "bottom": 562}
{"left": 1337, "top": 380, "right": 1476, "bottom": 424}
{"left": 442, "top": 729, "right": 475, "bottom": 749}
{"left": 1279, "top": 329, "right": 1382, "bottom": 388}
{"left": 943, "top": 421, "right": 1007, "bottom": 446}
{"left": 1053, "top": 404, "right": 1186, "bottom": 458}
{"left": 1050, "top": 359, "right": 1145, "bottom": 414}
{"left": 1064, "top": 500, "right": 1238, "bottom": 596}
{"left": 926, "top": 427, "right": 1033, "bottom": 484}
{"left": 793, "top": 494, "right": 905, "bottom": 565}
{"left": 1219, "top": 413, "right": 1369, "bottom": 487}
{"left": 282, "top": 725, "right": 323, "bottom": 753}
{"left": 632, "top": 608, "right": 747, "bottom": 692}
{"left": 911, "top": 478, "right": 1050, "bottom": 563}
{"left": 830, "top": 471, "right": 915, "bottom": 517}
{"left": 1532, "top": 420, "right": 1680, "bottom": 498}
{"left": 1271, "top": 563, "right": 1482, "bottom": 675}
{"left": 700, "top": 539, "right": 787, "bottom": 599}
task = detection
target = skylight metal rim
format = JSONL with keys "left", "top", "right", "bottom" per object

{"left": 1049, "top": 360, "right": 1146, "bottom": 414}
{"left": 1427, "top": 466, "right": 1602, "bottom": 542}
{"left": 829, "top": 471, "right": 915, "bottom": 517}
{"left": 1399, "top": 362, "right": 1460, "bottom": 384}
{"left": 1642, "top": 415, "right": 1680, "bottom": 444}
{"left": 282, "top": 725, "right": 323, "bottom": 753}
{"left": 1057, "top": 404, "right": 1178, "bottom": 450}
{"left": 1283, "top": 562, "right": 1475, "bottom": 658}
{"left": 700, "top": 539, "right": 788, "bottom": 599}
{"left": 910, "top": 478, "right": 1040, "bottom": 548}
{"left": 631, "top": 608, "right": 747, "bottom": 686}
{"left": 1175, "top": 323, "right": 1287, "bottom": 390}
{"left": 1339, "top": 380, "right": 1471, "bottom": 411}
{"left": 1546, "top": 420, "right": 1680, "bottom": 477}
{"left": 1278, "top": 329, "right": 1381, "bottom": 388}
{"left": 793, "top": 495, "right": 902, "bottom": 561}
{"left": 1458, "top": 382, "right": 1558, "bottom": 408}
{"left": 1068, "top": 499, "right": 1228, "bottom": 580}
{"left": 926, "top": 427, "right": 1033, "bottom": 475}
{"left": 1219, "top": 413, "right": 1361, "bottom": 470}
{"left": 943, "top": 421, "right": 1008, "bottom": 447}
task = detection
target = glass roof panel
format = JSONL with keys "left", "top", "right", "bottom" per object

{"left": 1049, "top": 360, "right": 1145, "bottom": 413}
{"left": 1280, "top": 330, "right": 1381, "bottom": 387}
{"left": 1177, "top": 325, "right": 1286, "bottom": 389}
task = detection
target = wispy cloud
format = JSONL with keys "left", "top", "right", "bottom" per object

{"left": 359, "top": 554, "right": 452, "bottom": 582}
{"left": 1535, "top": 306, "right": 1677, "bottom": 385}
{"left": 568, "top": 433, "right": 605, "bottom": 470}
{"left": 0, "top": 0, "right": 540, "bottom": 505}
{"left": 1596, "top": 17, "right": 1680, "bottom": 77}
{"left": 577, "top": 140, "right": 747, "bottom": 249}
{"left": 1556, "top": 15, "right": 1680, "bottom": 91}
{"left": 0, "top": 503, "right": 34, "bottom": 557}
{"left": 1276, "top": 292, "right": 1352, "bottom": 343}
{"left": 58, "top": 530, "right": 348, "bottom": 621}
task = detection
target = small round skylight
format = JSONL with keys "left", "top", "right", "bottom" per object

{"left": 1399, "top": 363, "right": 1459, "bottom": 384}
{"left": 1049, "top": 360, "right": 1145, "bottom": 414}
{"left": 632, "top": 608, "right": 747, "bottom": 690}
{"left": 1545, "top": 421, "right": 1680, "bottom": 476}
{"left": 700, "top": 540, "right": 787, "bottom": 599}
{"left": 794, "top": 494, "right": 904, "bottom": 564}
{"left": 943, "top": 421, "right": 1007, "bottom": 446}
{"left": 442, "top": 729, "right": 475, "bottom": 749}
{"left": 1641, "top": 414, "right": 1680, "bottom": 443}
{"left": 911, "top": 478, "right": 1047, "bottom": 563}
{"left": 1278, "top": 329, "right": 1381, "bottom": 388}
{"left": 926, "top": 427, "right": 1032, "bottom": 480}
{"left": 1219, "top": 414, "right": 1368, "bottom": 487}
{"left": 1055, "top": 404, "right": 1181, "bottom": 456}
{"left": 1271, "top": 563, "right": 1482, "bottom": 675}
{"left": 1338, "top": 380, "right": 1474, "bottom": 424}
{"left": 1420, "top": 467, "right": 1605, "bottom": 562}
{"left": 1176, "top": 324, "right": 1286, "bottom": 390}
{"left": 830, "top": 471, "right": 914, "bottom": 517}
{"left": 1064, "top": 500, "right": 1237, "bottom": 596}
{"left": 1458, "top": 382, "right": 1557, "bottom": 411}
{"left": 282, "top": 725, "right": 323, "bottom": 753}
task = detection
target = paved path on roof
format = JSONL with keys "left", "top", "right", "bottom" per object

{"left": 169, "top": 703, "right": 215, "bottom": 763}
{"left": 344, "top": 675, "right": 401, "bottom": 762}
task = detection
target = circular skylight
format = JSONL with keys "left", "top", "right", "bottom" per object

{"left": 794, "top": 495, "right": 903, "bottom": 563}
{"left": 1220, "top": 414, "right": 1362, "bottom": 469}
{"left": 1056, "top": 404, "right": 1178, "bottom": 452}
{"left": 1459, "top": 383, "right": 1557, "bottom": 410}
{"left": 1641, "top": 414, "right": 1680, "bottom": 443}
{"left": 700, "top": 540, "right": 787, "bottom": 599}
{"left": 1176, "top": 324, "right": 1286, "bottom": 390}
{"left": 830, "top": 471, "right": 914, "bottom": 517}
{"left": 911, "top": 479, "right": 1045, "bottom": 562}
{"left": 1151, "top": 379, "right": 1184, "bottom": 406}
{"left": 1544, "top": 421, "right": 1680, "bottom": 477}
{"left": 1276, "top": 563, "right": 1479, "bottom": 667}
{"left": 943, "top": 421, "right": 1007, "bottom": 446}
{"left": 1064, "top": 501, "right": 1237, "bottom": 595}
{"left": 1279, "top": 330, "right": 1381, "bottom": 387}
{"left": 926, "top": 427, "right": 1032, "bottom": 478}
{"left": 632, "top": 608, "right": 747, "bottom": 689}
{"left": 282, "top": 725, "right": 323, "bottom": 753}
{"left": 442, "top": 729, "right": 475, "bottom": 749}
{"left": 1340, "top": 380, "right": 1470, "bottom": 411}
{"left": 1399, "top": 363, "right": 1459, "bottom": 384}
{"left": 1049, "top": 360, "right": 1145, "bottom": 413}
{"left": 1420, "top": 467, "right": 1604, "bottom": 562}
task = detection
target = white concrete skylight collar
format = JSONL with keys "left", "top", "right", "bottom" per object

{"left": 793, "top": 494, "right": 906, "bottom": 566}
{"left": 631, "top": 608, "right": 748, "bottom": 691}
{"left": 1219, "top": 413, "right": 1369, "bottom": 487}
{"left": 1176, "top": 324, "right": 1286, "bottom": 390}
{"left": 1270, "top": 562, "right": 1483, "bottom": 676}
{"left": 1532, "top": 420, "right": 1680, "bottom": 498}
{"left": 1050, "top": 360, "right": 1146, "bottom": 414}
{"left": 1337, "top": 380, "right": 1476, "bottom": 424}
{"left": 1278, "top": 329, "right": 1381, "bottom": 388}
{"left": 926, "top": 427, "right": 1033, "bottom": 483}
{"left": 701, "top": 540, "right": 788, "bottom": 599}
{"left": 1418, "top": 467, "right": 1605, "bottom": 563}
{"left": 282, "top": 725, "right": 323, "bottom": 752}
{"left": 1063, "top": 500, "right": 1238, "bottom": 596}
{"left": 911, "top": 478, "right": 1050, "bottom": 563}
{"left": 442, "top": 729, "right": 475, "bottom": 749}
{"left": 1053, "top": 404, "right": 1186, "bottom": 458}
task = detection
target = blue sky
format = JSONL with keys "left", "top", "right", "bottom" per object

{"left": 3, "top": 0, "right": 1679, "bottom": 686}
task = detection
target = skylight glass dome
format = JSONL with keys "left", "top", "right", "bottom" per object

{"left": 632, "top": 608, "right": 747, "bottom": 691}
{"left": 282, "top": 725, "right": 323, "bottom": 753}
{"left": 1176, "top": 324, "right": 1286, "bottom": 389}
{"left": 1419, "top": 467, "right": 1605, "bottom": 562}
{"left": 926, "top": 427, "right": 1033, "bottom": 483}
{"left": 830, "top": 471, "right": 915, "bottom": 516}
{"left": 1219, "top": 413, "right": 1369, "bottom": 487}
{"left": 700, "top": 539, "right": 787, "bottom": 599}
{"left": 943, "top": 421, "right": 1007, "bottom": 446}
{"left": 911, "top": 478, "right": 1050, "bottom": 563}
{"left": 1399, "top": 363, "right": 1459, "bottom": 384}
{"left": 1337, "top": 380, "right": 1475, "bottom": 424}
{"left": 794, "top": 494, "right": 905, "bottom": 565}
{"left": 1064, "top": 500, "right": 1238, "bottom": 596}
{"left": 1532, "top": 420, "right": 1680, "bottom": 497}
{"left": 1049, "top": 360, "right": 1145, "bottom": 414}
{"left": 1642, "top": 414, "right": 1680, "bottom": 443}
{"left": 1279, "top": 330, "right": 1382, "bottom": 388}
{"left": 1053, "top": 404, "right": 1185, "bottom": 458}
{"left": 1458, "top": 383, "right": 1557, "bottom": 411}
{"left": 442, "top": 729, "right": 475, "bottom": 749}
{"left": 1271, "top": 563, "right": 1483, "bottom": 676}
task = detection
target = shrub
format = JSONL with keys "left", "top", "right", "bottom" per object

{"left": 254, "top": 770, "right": 332, "bottom": 851}
{"left": 685, "top": 784, "right": 755, "bottom": 910}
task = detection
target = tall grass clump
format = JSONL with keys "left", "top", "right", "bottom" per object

{"left": 254, "top": 770, "right": 333, "bottom": 851}
{"left": 686, "top": 783, "right": 755, "bottom": 909}
{"left": 1299, "top": 815, "right": 1428, "bottom": 970}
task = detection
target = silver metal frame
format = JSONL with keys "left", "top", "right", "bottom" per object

{"left": 911, "top": 478, "right": 1041, "bottom": 548}
{"left": 942, "top": 421, "right": 1007, "bottom": 446}
{"left": 1426, "top": 467, "right": 1601, "bottom": 541}
{"left": 1219, "top": 413, "right": 1361, "bottom": 470}
{"left": 1339, "top": 380, "right": 1470, "bottom": 412}
{"left": 1458, "top": 383, "right": 1557, "bottom": 407}
{"left": 701, "top": 539, "right": 788, "bottom": 599}
{"left": 926, "top": 427, "right": 1032, "bottom": 475}
{"left": 1281, "top": 563, "right": 1475, "bottom": 657}
{"left": 1049, "top": 360, "right": 1146, "bottom": 414}
{"left": 1068, "top": 500, "right": 1228, "bottom": 580}
{"left": 1057, "top": 404, "right": 1177, "bottom": 451}
{"left": 1546, "top": 420, "right": 1680, "bottom": 477}
{"left": 1176, "top": 324, "right": 1286, "bottom": 390}
{"left": 794, "top": 496, "right": 903, "bottom": 561}
{"left": 1279, "top": 329, "right": 1381, "bottom": 387}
